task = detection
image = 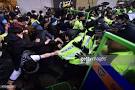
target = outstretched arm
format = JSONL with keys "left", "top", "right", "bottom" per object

{"left": 30, "top": 50, "right": 59, "bottom": 62}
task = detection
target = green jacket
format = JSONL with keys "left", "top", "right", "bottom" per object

{"left": 58, "top": 33, "right": 94, "bottom": 65}
{"left": 104, "top": 17, "right": 113, "bottom": 25}
{"left": 73, "top": 19, "right": 84, "bottom": 30}
{"left": 111, "top": 51, "right": 135, "bottom": 75}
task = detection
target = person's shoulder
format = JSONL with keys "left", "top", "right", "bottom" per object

{"left": 127, "top": 22, "right": 135, "bottom": 29}
{"left": 74, "top": 19, "right": 80, "bottom": 24}
{"left": 7, "top": 33, "right": 19, "bottom": 42}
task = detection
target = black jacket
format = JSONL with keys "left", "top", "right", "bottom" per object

{"left": 6, "top": 33, "right": 45, "bottom": 70}
{"left": 116, "top": 22, "right": 135, "bottom": 43}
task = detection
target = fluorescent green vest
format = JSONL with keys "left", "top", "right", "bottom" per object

{"left": 104, "top": 17, "right": 113, "bottom": 25}
{"left": 0, "top": 33, "right": 8, "bottom": 42}
{"left": 115, "top": 9, "right": 121, "bottom": 15}
{"left": 111, "top": 51, "right": 135, "bottom": 75}
{"left": 58, "top": 33, "right": 94, "bottom": 65}
{"left": 31, "top": 18, "right": 40, "bottom": 25}
{"left": 73, "top": 19, "right": 84, "bottom": 30}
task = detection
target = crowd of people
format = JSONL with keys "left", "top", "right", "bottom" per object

{"left": 0, "top": 1, "right": 135, "bottom": 90}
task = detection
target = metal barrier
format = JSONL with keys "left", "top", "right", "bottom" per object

{"left": 95, "top": 32, "right": 135, "bottom": 55}
{"left": 80, "top": 32, "right": 135, "bottom": 90}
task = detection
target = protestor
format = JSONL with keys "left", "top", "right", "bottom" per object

{"left": 38, "top": 10, "right": 45, "bottom": 28}
{"left": 30, "top": 12, "right": 53, "bottom": 41}
{"left": 73, "top": 12, "right": 85, "bottom": 31}
{"left": 0, "top": 0, "right": 135, "bottom": 89}
{"left": 114, "top": 14, "right": 135, "bottom": 43}
{"left": 6, "top": 27, "right": 59, "bottom": 89}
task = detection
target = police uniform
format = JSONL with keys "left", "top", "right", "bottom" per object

{"left": 59, "top": 32, "right": 94, "bottom": 65}
{"left": 104, "top": 17, "right": 113, "bottom": 25}
{"left": 0, "top": 33, "right": 8, "bottom": 42}
{"left": 73, "top": 19, "right": 84, "bottom": 30}
{"left": 115, "top": 8, "right": 121, "bottom": 15}
{"left": 111, "top": 51, "right": 135, "bottom": 75}
{"left": 73, "top": 12, "right": 85, "bottom": 31}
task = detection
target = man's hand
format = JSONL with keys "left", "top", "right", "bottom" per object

{"left": 45, "top": 39, "right": 51, "bottom": 45}
{"left": 7, "top": 80, "right": 14, "bottom": 85}
{"left": 7, "top": 80, "right": 16, "bottom": 90}
{"left": 23, "top": 30, "right": 29, "bottom": 34}
{"left": 54, "top": 38, "right": 63, "bottom": 44}
{"left": 7, "top": 85, "right": 15, "bottom": 90}
{"left": 52, "top": 50, "right": 59, "bottom": 56}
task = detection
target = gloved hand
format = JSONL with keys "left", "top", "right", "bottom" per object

{"left": 82, "top": 46, "right": 89, "bottom": 54}
{"left": 75, "top": 53, "right": 82, "bottom": 59}
{"left": 30, "top": 55, "right": 41, "bottom": 62}
{"left": 72, "top": 40, "right": 82, "bottom": 49}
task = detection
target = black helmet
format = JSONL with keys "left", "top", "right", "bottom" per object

{"left": 78, "top": 12, "right": 85, "bottom": 18}
{"left": 21, "top": 50, "right": 39, "bottom": 74}
{"left": 101, "top": 2, "right": 109, "bottom": 6}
